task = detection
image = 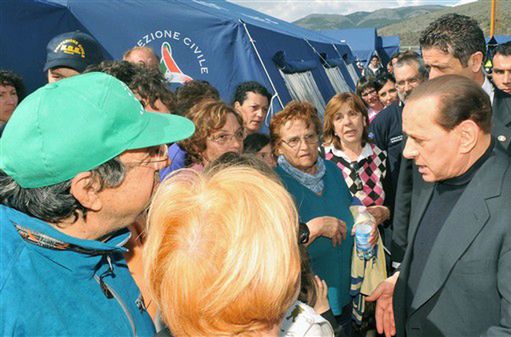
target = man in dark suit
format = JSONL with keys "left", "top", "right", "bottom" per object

{"left": 367, "top": 75, "right": 511, "bottom": 337}
{"left": 390, "top": 14, "right": 511, "bottom": 270}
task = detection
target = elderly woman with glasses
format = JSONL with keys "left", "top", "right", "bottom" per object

{"left": 270, "top": 101, "right": 356, "bottom": 335}
{"left": 180, "top": 99, "right": 244, "bottom": 171}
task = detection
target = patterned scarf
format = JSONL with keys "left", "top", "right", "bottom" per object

{"left": 278, "top": 155, "right": 326, "bottom": 194}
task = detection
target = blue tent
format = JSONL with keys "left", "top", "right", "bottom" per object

{"left": 381, "top": 36, "right": 400, "bottom": 62}
{"left": 0, "top": 0, "right": 358, "bottom": 118}
{"left": 321, "top": 28, "right": 381, "bottom": 65}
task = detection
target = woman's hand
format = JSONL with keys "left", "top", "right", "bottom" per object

{"left": 306, "top": 216, "right": 347, "bottom": 246}
{"left": 366, "top": 205, "right": 390, "bottom": 225}
{"left": 312, "top": 275, "right": 330, "bottom": 314}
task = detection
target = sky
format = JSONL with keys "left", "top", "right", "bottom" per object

{"left": 229, "top": 0, "right": 478, "bottom": 22}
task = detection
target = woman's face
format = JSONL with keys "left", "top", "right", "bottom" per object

{"left": 276, "top": 119, "right": 319, "bottom": 174}
{"left": 201, "top": 112, "right": 244, "bottom": 165}
{"left": 360, "top": 86, "right": 381, "bottom": 109}
{"left": 333, "top": 103, "right": 366, "bottom": 147}
{"left": 256, "top": 143, "right": 276, "bottom": 167}
{"left": 0, "top": 84, "right": 18, "bottom": 123}
{"left": 378, "top": 80, "right": 398, "bottom": 107}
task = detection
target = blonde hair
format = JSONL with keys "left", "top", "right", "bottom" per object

{"left": 144, "top": 166, "right": 301, "bottom": 337}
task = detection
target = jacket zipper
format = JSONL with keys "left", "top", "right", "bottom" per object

{"left": 94, "top": 274, "right": 138, "bottom": 337}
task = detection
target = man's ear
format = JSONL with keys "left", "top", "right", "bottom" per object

{"left": 233, "top": 101, "right": 241, "bottom": 111}
{"left": 70, "top": 172, "right": 102, "bottom": 212}
{"left": 469, "top": 51, "right": 484, "bottom": 73}
{"left": 456, "top": 120, "right": 478, "bottom": 154}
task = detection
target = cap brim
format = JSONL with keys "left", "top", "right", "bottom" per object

{"left": 43, "top": 59, "right": 83, "bottom": 72}
{"left": 127, "top": 111, "right": 195, "bottom": 150}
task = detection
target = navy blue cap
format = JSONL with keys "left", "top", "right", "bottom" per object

{"left": 43, "top": 31, "right": 104, "bottom": 73}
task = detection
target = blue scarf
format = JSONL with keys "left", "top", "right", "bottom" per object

{"left": 278, "top": 155, "right": 326, "bottom": 194}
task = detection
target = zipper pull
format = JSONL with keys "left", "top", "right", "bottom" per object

{"left": 135, "top": 295, "right": 147, "bottom": 312}
{"left": 99, "top": 275, "right": 113, "bottom": 299}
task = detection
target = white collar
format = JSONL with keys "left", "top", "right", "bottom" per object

{"left": 482, "top": 76, "right": 495, "bottom": 105}
{"left": 324, "top": 143, "right": 373, "bottom": 163}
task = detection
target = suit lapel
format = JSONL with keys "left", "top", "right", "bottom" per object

{"left": 408, "top": 148, "right": 506, "bottom": 315}
{"left": 493, "top": 90, "right": 511, "bottom": 127}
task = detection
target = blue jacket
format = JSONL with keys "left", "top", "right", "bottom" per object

{"left": 0, "top": 205, "right": 155, "bottom": 337}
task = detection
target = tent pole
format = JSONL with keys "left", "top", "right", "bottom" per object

{"left": 239, "top": 20, "right": 285, "bottom": 110}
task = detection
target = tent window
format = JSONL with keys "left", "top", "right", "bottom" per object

{"left": 323, "top": 66, "right": 351, "bottom": 94}
{"left": 279, "top": 70, "right": 326, "bottom": 118}
{"left": 346, "top": 62, "right": 361, "bottom": 84}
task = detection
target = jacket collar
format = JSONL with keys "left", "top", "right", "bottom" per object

{"left": 2, "top": 205, "right": 130, "bottom": 274}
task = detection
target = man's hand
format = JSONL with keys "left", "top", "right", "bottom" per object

{"left": 366, "top": 272, "right": 400, "bottom": 337}
{"left": 306, "top": 216, "right": 347, "bottom": 246}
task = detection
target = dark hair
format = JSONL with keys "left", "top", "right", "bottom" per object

{"left": 243, "top": 133, "right": 271, "bottom": 154}
{"left": 376, "top": 74, "right": 396, "bottom": 87}
{"left": 408, "top": 75, "right": 492, "bottom": 133}
{"left": 298, "top": 245, "right": 317, "bottom": 307}
{"left": 130, "top": 65, "right": 176, "bottom": 113}
{"left": 419, "top": 13, "right": 485, "bottom": 67}
{"left": 370, "top": 55, "right": 379, "bottom": 61}
{"left": 394, "top": 51, "right": 429, "bottom": 80}
{"left": 494, "top": 41, "right": 511, "bottom": 57}
{"left": 232, "top": 81, "right": 272, "bottom": 106}
{"left": 0, "top": 158, "right": 125, "bottom": 224}
{"left": 175, "top": 80, "right": 220, "bottom": 116}
{"left": 355, "top": 76, "right": 378, "bottom": 100}
{"left": 0, "top": 70, "right": 25, "bottom": 101}
{"left": 85, "top": 60, "right": 138, "bottom": 85}
{"left": 205, "top": 152, "right": 276, "bottom": 180}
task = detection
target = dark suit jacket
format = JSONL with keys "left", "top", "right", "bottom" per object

{"left": 492, "top": 88, "right": 511, "bottom": 151}
{"left": 393, "top": 143, "right": 511, "bottom": 337}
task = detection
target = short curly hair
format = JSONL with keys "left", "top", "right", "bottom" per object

{"left": 180, "top": 99, "right": 243, "bottom": 164}
{"left": 419, "top": 13, "right": 485, "bottom": 67}
{"left": 0, "top": 70, "right": 25, "bottom": 101}
{"left": 269, "top": 101, "right": 322, "bottom": 155}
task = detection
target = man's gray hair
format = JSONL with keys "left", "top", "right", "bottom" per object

{"left": 394, "top": 51, "right": 429, "bottom": 80}
{"left": 0, "top": 158, "right": 126, "bottom": 224}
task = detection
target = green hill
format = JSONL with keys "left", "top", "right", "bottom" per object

{"left": 294, "top": 0, "right": 511, "bottom": 48}
{"left": 294, "top": 5, "right": 445, "bottom": 30}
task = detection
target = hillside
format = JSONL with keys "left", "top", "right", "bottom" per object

{"left": 379, "top": 0, "right": 511, "bottom": 47}
{"left": 294, "top": 0, "right": 511, "bottom": 48}
{"left": 294, "top": 5, "right": 445, "bottom": 30}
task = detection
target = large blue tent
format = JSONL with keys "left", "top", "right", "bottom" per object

{"left": 0, "top": 0, "right": 359, "bottom": 120}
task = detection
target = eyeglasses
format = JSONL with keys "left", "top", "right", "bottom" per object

{"left": 361, "top": 89, "right": 377, "bottom": 97}
{"left": 124, "top": 144, "right": 169, "bottom": 170}
{"left": 209, "top": 129, "right": 244, "bottom": 145}
{"left": 280, "top": 134, "right": 319, "bottom": 149}
{"left": 396, "top": 76, "right": 421, "bottom": 88}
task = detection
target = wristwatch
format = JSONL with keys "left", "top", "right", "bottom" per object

{"left": 299, "top": 222, "right": 310, "bottom": 244}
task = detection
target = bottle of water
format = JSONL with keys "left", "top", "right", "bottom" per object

{"left": 355, "top": 222, "right": 374, "bottom": 260}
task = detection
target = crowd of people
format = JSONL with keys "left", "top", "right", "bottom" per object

{"left": 1, "top": 12, "right": 511, "bottom": 337}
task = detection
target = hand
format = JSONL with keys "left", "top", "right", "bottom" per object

{"left": 366, "top": 272, "right": 399, "bottom": 337}
{"left": 312, "top": 275, "right": 330, "bottom": 314}
{"left": 366, "top": 205, "right": 390, "bottom": 225}
{"left": 306, "top": 216, "right": 347, "bottom": 246}
{"left": 350, "top": 212, "right": 379, "bottom": 247}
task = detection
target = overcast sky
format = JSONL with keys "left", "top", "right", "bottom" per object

{"left": 229, "top": 0, "right": 477, "bottom": 22}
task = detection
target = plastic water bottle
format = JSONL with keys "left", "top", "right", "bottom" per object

{"left": 355, "top": 223, "right": 374, "bottom": 260}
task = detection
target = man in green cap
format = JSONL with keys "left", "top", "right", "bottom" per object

{"left": 0, "top": 72, "right": 194, "bottom": 336}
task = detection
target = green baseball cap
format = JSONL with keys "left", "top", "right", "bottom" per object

{"left": 0, "top": 72, "right": 195, "bottom": 188}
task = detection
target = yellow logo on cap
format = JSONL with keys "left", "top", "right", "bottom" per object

{"left": 54, "top": 39, "right": 85, "bottom": 58}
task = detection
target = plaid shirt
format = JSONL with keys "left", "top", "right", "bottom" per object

{"left": 323, "top": 143, "right": 387, "bottom": 207}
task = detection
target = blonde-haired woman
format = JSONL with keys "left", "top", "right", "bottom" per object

{"left": 144, "top": 166, "right": 301, "bottom": 337}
